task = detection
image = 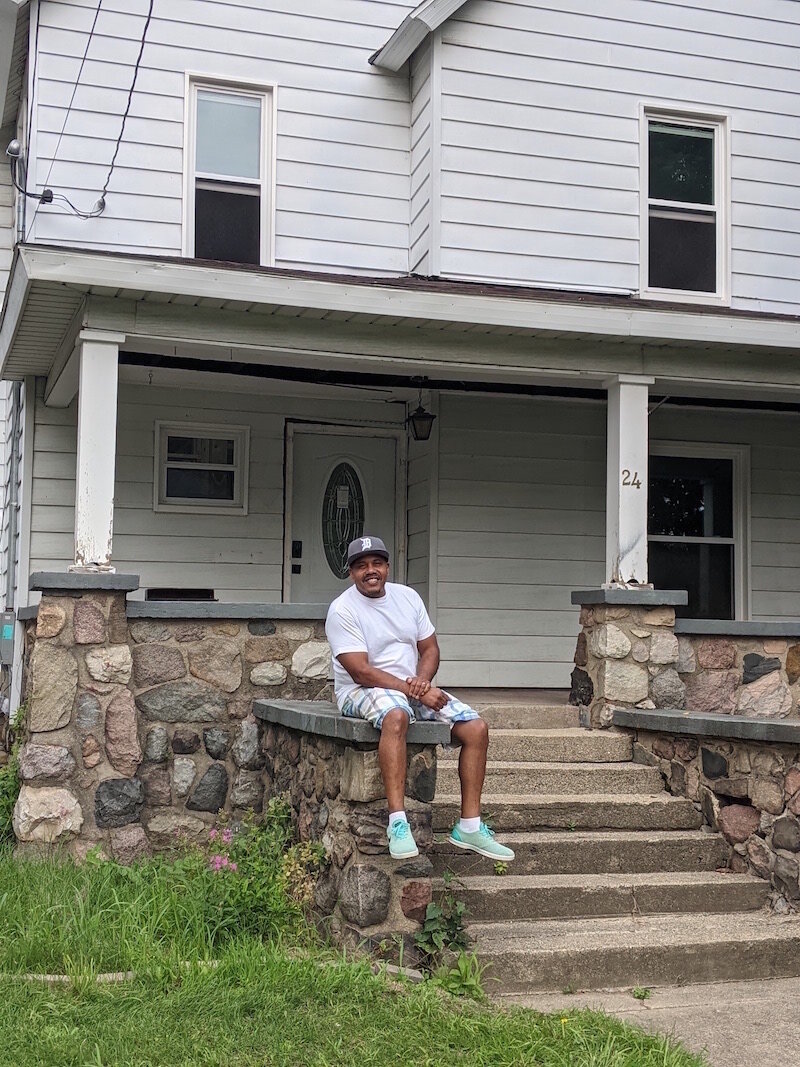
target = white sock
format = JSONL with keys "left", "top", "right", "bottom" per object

{"left": 458, "top": 816, "right": 481, "bottom": 834}
{"left": 388, "top": 810, "right": 407, "bottom": 827}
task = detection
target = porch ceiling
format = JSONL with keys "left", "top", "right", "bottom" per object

{"left": 2, "top": 245, "right": 800, "bottom": 393}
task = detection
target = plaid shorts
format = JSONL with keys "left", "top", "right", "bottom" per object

{"left": 340, "top": 686, "right": 480, "bottom": 731}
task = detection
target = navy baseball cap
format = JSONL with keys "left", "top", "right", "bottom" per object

{"left": 347, "top": 536, "right": 389, "bottom": 567}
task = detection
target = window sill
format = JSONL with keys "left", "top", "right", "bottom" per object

{"left": 638, "top": 288, "right": 730, "bottom": 308}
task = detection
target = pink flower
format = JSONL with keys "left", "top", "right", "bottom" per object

{"left": 221, "top": 828, "right": 233, "bottom": 845}
{"left": 208, "top": 829, "right": 219, "bottom": 841}
{"left": 229, "top": 861, "right": 237, "bottom": 872}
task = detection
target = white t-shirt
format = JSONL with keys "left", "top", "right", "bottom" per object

{"left": 325, "top": 582, "right": 436, "bottom": 705}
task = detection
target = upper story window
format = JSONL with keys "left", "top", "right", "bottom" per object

{"left": 641, "top": 109, "right": 729, "bottom": 304}
{"left": 185, "top": 79, "right": 274, "bottom": 266}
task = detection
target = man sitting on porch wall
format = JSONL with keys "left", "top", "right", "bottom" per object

{"left": 326, "top": 536, "right": 515, "bottom": 863}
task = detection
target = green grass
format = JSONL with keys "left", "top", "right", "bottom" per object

{"left": 0, "top": 942, "right": 708, "bottom": 1067}
{"left": 0, "top": 809, "right": 709, "bottom": 1067}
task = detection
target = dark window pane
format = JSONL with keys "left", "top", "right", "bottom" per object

{"left": 649, "top": 124, "right": 713, "bottom": 204}
{"left": 167, "top": 436, "right": 234, "bottom": 465}
{"left": 649, "top": 213, "right": 716, "bottom": 292}
{"left": 166, "top": 467, "right": 235, "bottom": 501}
{"left": 649, "top": 456, "right": 733, "bottom": 537}
{"left": 195, "top": 186, "right": 260, "bottom": 264}
{"left": 649, "top": 541, "right": 734, "bottom": 620}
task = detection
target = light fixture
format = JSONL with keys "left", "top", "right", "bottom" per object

{"left": 407, "top": 380, "right": 436, "bottom": 442}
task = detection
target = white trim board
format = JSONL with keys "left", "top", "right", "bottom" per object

{"left": 370, "top": 0, "right": 469, "bottom": 71}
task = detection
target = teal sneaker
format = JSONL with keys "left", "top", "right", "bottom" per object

{"left": 387, "top": 819, "right": 419, "bottom": 860}
{"left": 448, "top": 822, "right": 515, "bottom": 861}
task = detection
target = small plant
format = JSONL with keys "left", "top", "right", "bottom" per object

{"left": 562, "top": 982, "right": 576, "bottom": 995}
{"left": 566, "top": 819, "right": 577, "bottom": 832}
{"left": 493, "top": 861, "right": 508, "bottom": 876}
{"left": 0, "top": 742, "right": 21, "bottom": 844}
{"left": 632, "top": 986, "right": 652, "bottom": 1001}
{"left": 414, "top": 879, "right": 469, "bottom": 968}
{"left": 433, "top": 951, "right": 487, "bottom": 1000}
{"left": 280, "top": 840, "right": 327, "bottom": 910}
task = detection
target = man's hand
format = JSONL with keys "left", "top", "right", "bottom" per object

{"left": 405, "top": 675, "right": 431, "bottom": 699}
{"left": 418, "top": 686, "right": 449, "bottom": 712}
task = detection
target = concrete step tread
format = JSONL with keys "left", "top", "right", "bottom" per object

{"left": 483, "top": 728, "right": 628, "bottom": 738}
{"left": 435, "top": 792, "right": 695, "bottom": 807}
{"left": 437, "top": 871, "right": 765, "bottom": 891}
{"left": 433, "top": 829, "right": 719, "bottom": 848}
{"left": 469, "top": 911, "right": 799, "bottom": 951}
{"left": 442, "top": 760, "right": 653, "bottom": 771}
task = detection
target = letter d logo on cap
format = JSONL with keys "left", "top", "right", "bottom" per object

{"left": 361, "top": 537, "right": 372, "bottom": 549}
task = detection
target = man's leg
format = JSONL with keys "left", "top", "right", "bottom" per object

{"left": 451, "top": 717, "right": 489, "bottom": 819}
{"left": 378, "top": 707, "right": 410, "bottom": 814}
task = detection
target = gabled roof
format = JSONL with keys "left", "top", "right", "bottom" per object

{"left": 370, "top": 0, "right": 470, "bottom": 71}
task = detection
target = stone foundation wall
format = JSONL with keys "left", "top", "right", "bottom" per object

{"left": 264, "top": 723, "right": 436, "bottom": 948}
{"left": 635, "top": 729, "right": 800, "bottom": 907}
{"left": 675, "top": 632, "right": 800, "bottom": 719}
{"left": 13, "top": 588, "right": 333, "bottom": 860}
{"left": 571, "top": 597, "right": 800, "bottom": 726}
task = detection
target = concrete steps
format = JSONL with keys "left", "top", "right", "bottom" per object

{"left": 474, "top": 703, "right": 579, "bottom": 730}
{"left": 437, "top": 760, "right": 664, "bottom": 796}
{"left": 433, "top": 792, "right": 703, "bottom": 832}
{"left": 436, "top": 871, "right": 769, "bottom": 922}
{"left": 441, "top": 727, "right": 632, "bottom": 763}
{"left": 428, "top": 693, "right": 796, "bottom": 992}
{"left": 431, "top": 829, "right": 727, "bottom": 876}
{"left": 469, "top": 913, "right": 800, "bottom": 994}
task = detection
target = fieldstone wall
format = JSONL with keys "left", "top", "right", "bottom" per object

{"left": 571, "top": 600, "right": 800, "bottom": 726}
{"left": 675, "top": 633, "right": 800, "bottom": 719}
{"left": 635, "top": 729, "right": 800, "bottom": 908}
{"left": 13, "top": 589, "right": 334, "bottom": 859}
{"left": 570, "top": 602, "right": 681, "bottom": 727}
{"left": 264, "top": 722, "right": 436, "bottom": 948}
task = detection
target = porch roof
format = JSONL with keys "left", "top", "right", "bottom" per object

{"left": 2, "top": 244, "right": 800, "bottom": 389}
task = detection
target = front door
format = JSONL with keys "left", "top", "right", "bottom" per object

{"left": 287, "top": 427, "right": 399, "bottom": 604}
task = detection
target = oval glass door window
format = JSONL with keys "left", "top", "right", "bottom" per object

{"left": 322, "top": 463, "right": 365, "bottom": 579}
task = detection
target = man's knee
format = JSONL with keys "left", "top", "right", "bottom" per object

{"left": 380, "top": 707, "right": 410, "bottom": 738}
{"left": 457, "top": 716, "right": 489, "bottom": 748}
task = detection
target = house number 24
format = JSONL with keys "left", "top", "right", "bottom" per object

{"left": 622, "top": 469, "right": 642, "bottom": 489}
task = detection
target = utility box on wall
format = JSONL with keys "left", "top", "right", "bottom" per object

{"left": 0, "top": 611, "right": 15, "bottom": 666}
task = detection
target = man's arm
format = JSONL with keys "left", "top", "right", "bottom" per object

{"left": 336, "top": 652, "right": 413, "bottom": 696}
{"left": 415, "top": 633, "right": 440, "bottom": 684}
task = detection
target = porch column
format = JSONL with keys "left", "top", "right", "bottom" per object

{"left": 604, "top": 374, "right": 654, "bottom": 586}
{"left": 72, "top": 332, "right": 123, "bottom": 570}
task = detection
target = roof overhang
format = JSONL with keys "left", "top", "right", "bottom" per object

{"left": 370, "top": 0, "right": 469, "bottom": 71}
{"left": 0, "top": 1, "right": 27, "bottom": 129}
{"left": 3, "top": 245, "right": 800, "bottom": 395}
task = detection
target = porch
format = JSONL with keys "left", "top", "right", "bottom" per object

{"left": 3, "top": 246, "right": 800, "bottom": 694}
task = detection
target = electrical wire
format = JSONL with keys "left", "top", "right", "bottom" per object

{"left": 99, "top": 0, "right": 154, "bottom": 200}
{"left": 28, "top": 0, "right": 104, "bottom": 231}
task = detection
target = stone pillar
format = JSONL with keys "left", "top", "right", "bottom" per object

{"left": 73, "top": 333, "right": 123, "bottom": 570}
{"left": 570, "top": 588, "right": 688, "bottom": 727}
{"left": 604, "top": 374, "right": 654, "bottom": 586}
{"left": 14, "top": 572, "right": 141, "bottom": 858}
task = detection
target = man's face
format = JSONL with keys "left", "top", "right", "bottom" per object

{"left": 349, "top": 555, "right": 389, "bottom": 598}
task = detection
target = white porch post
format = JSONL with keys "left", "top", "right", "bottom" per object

{"left": 604, "top": 374, "right": 654, "bottom": 586}
{"left": 72, "top": 331, "right": 124, "bottom": 570}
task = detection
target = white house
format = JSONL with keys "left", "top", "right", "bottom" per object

{"left": 1, "top": 0, "right": 800, "bottom": 701}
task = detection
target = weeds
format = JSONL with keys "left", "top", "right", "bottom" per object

{"left": 434, "top": 951, "right": 488, "bottom": 1000}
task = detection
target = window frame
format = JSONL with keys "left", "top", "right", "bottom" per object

{"left": 153, "top": 421, "right": 251, "bottom": 516}
{"left": 648, "top": 440, "right": 750, "bottom": 620}
{"left": 182, "top": 73, "right": 277, "bottom": 266}
{"left": 639, "top": 105, "right": 731, "bottom": 306}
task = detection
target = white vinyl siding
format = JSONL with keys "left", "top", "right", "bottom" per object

{"left": 29, "top": 0, "right": 411, "bottom": 275}
{"left": 433, "top": 393, "right": 605, "bottom": 688}
{"left": 0, "top": 122, "right": 14, "bottom": 301}
{"left": 437, "top": 0, "right": 800, "bottom": 312}
{"left": 28, "top": 372, "right": 407, "bottom": 601}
